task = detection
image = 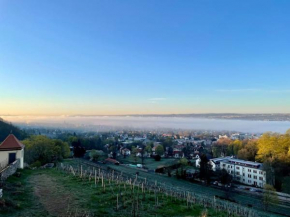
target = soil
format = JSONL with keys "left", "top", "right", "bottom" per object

{"left": 30, "top": 174, "right": 74, "bottom": 217}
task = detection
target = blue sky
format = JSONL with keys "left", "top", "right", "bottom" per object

{"left": 0, "top": 0, "right": 290, "bottom": 115}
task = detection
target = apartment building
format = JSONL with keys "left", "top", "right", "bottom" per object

{"left": 220, "top": 158, "right": 266, "bottom": 188}
{"left": 196, "top": 156, "right": 267, "bottom": 188}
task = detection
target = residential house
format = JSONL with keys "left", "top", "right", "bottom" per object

{"left": 0, "top": 134, "right": 25, "bottom": 169}
{"left": 121, "top": 148, "right": 131, "bottom": 156}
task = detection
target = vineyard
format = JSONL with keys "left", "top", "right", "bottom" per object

{"left": 1, "top": 160, "right": 284, "bottom": 217}
{"left": 58, "top": 161, "right": 269, "bottom": 217}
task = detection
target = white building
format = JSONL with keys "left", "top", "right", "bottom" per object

{"left": 196, "top": 156, "right": 232, "bottom": 171}
{"left": 196, "top": 156, "right": 267, "bottom": 188}
{"left": 0, "top": 134, "right": 25, "bottom": 169}
{"left": 220, "top": 158, "right": 266, "bottom": 188}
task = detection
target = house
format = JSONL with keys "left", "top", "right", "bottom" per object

{"left": 121, "top": 148, "right": 131, "bottom": 156}
{"left": 196, "top": 156, "right": 232, "bottom": 171}
{"left": 0, "top": 134, "right": 25, "bottom": 169}
{"left": 173, "top": 150, "right": 183, "bottom": 158}
{"left": 105, "top": 158, "right": 120, "bottom": 165}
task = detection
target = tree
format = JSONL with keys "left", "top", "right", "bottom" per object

{"left": 155, "top": 145, "right": 164, "bottom": 156}
{"left": 53, "top": 139, "right": 71, "bottom": 159}
{"left": 154, "top": 155, "right": 161, "bottom": 161}
{"left": 237, "top": 140, "right": 258, "bottom": 161}
{"left": 255, "top": 132, "right": 290, "bottom": 163}
{"left": 218, "top": 169, "right": 232, "bottom": 185}
{"left": 199, "top": 154, "right": 211, "bottom": 184}
{"left": 179, "top": 158, "right": 188, "bottom": 168}
{"left": 139, "top": 146, "right": 145, "bottom": 165}
{"left": 145, "top": 144, "right": 152, "bottom": 154}
{"left": 89, "top": 150, "right": 104, "bottom": 162}
{"left": 212, "top": 139, "right": 231, "bottom": 157}
{"left": 182, "top": 145, "right": 191, "bottom": 158}
{"left": 131, "top": 146, "right": 138, "bottom": 164}
{"left": 72, "top": 139, "right": 86, "bottom": 158}
{"left": 263, "top": 184, "right": 278, "bottom": 211}
{"left": 23, "top": 135, "right": 70, "bottom": 165}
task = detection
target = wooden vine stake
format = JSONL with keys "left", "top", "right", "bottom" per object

{"left": 95, "top": 170, "right": 97, "bottom": 187}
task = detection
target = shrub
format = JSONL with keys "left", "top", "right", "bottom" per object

{"left": 23, "top": 135, "right": 71, "bottom": 165}
{"left": 154, "top": 155, "right": 161, "bottom": 161}
{"left": 30, "top": 161, "right": 41, "bottom": 168}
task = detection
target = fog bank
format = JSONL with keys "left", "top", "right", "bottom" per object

{"left": 2, "top": 116, "right": 290, "bottom": 133}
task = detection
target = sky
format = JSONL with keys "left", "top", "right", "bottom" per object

{"left": 0, "top": 0, "right": 290, "bottom": 116}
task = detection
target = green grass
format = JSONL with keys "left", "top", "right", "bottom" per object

{"left": 119, "top": 156, "right": 179, "bottom": 170}
{"left": 0, "top": 168, "right": 227, "bottom": 217}
{"left": 282, "top": 176, "right": 290, "bottom": 194}
{"left": 0, "top": 169, "right": 52, "bottom": 217}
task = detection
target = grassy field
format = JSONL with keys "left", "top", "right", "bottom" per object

{"left": 282, "top": 176, "right": 290, "bottom": 194}
{"left": 0, "top": 168, "right": 227, "bottom": 217}
{"left": 118, "top": 156, "right": 179, "bottom": 170}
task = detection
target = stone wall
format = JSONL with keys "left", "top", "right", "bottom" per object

{"left": 0, "top": 159, "right": 20, "bottom": 181}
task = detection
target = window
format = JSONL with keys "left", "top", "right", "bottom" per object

{"left": 248, "top": 169, "right": 251, "bottom": 172}
{"left": 236, "top": 166, "right": 240, "bottom": 170}
{"left": 253, "top": 170, "right": 257, "bottom": 173}
{"left": 259, "top": 177, "right": 263, "bottom": 181}
{"left": 248, "top": 174, "right": 251, "bottom": 178}
{"left": 248, "top": 180, "right": 252, "bottom": 183}
{"left": 236, "top": 172, "right": 240, "bottom": 175}
{"left": 254, "top": 176, "right": 257, "bottom": 179}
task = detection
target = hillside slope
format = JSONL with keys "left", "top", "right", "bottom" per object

{"left": 0, "top": 118, "right": 27, "bottom": 142}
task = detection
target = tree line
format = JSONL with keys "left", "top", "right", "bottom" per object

{"left": 211, "top": 129, "right": 290, "bottom": 191}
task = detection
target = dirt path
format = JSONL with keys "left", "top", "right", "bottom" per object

{"left": 30, "top": 174, "right": 75, "bottom": 217}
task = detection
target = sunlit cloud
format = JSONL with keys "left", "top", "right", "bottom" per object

{"left": 147, "top": 97, "right": 167, "bottom": 104}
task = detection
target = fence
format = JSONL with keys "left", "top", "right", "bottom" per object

{"left": 0, "top": 159, "right": 20, "bottom": 182}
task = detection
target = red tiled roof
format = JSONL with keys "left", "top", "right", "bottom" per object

{"left": 105, "top": 158, "right": 120, "bottom": 164}
{"left": 0, "top": 134, "right": 24, "bottom": 151}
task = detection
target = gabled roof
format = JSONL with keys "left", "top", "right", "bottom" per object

{"left": 105, "top": 158, "right": 120, "bottom": 164}
{"left": 0, "top": 134, "right": 25, "bottom": 151}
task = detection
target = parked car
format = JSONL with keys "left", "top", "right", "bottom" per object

{"left": 225, "top": 183, "right": 231, "bottom": 188}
